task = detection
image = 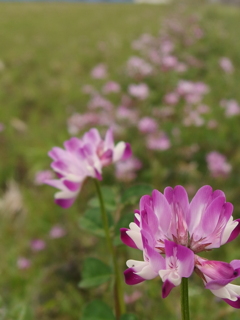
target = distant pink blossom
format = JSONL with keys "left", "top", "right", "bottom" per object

{"left": 127, "top": 56, "right": 153, "bottom": 78}
{"left": 90, "top": 63, "right": 107, "bottom": 79}
{"left": 183, "top": 111, "right": 204, "bottom": 127}
{"left": 49, "top": 225, "right": 66, "bottom": 238}
{"left": 160, "top": 38, "right": 174, "bottom": 55}
{"left": 164, "top": 92, "right": 179, "bottom": 105}
{"left": 116, "top": 106, "right": 139, "bottom": 124}
{"left": 207, "top": 119, "right": 218, "bottom": 129}
{"left": 146, "top": 132, "right": 171, "bottom": 150}
{"left": 88, "top": 95, "right": 113, "bottom": 111}
{"left": 219, "top": 57, "right": 234, "bottom": 74}
{"left": 138, "top": 117, "right": 158, "bottom": 133}
{"left": 115, "top": 157, "right": 142, "bottom": 182}
{"left": 206, "top": 151, "right": 232, "bottom": 178}
{"left": 124, "top": 290, "right": 142, "bottom": 304}
{"left": 34, "top": 170, "right": 54, "bottom": 185}
{"left": 67, "top": 112, "right": 100, "bottom": 135}
{"left": 82, "top": 85, "right": 96, "bottom": 95}
{"left": 128, "top": 83, "right": 149, "bottom": 100}
{"left": 102, "top": 81, "right": 120, "bottom": 94}
{"left": 220, "top": 99, "right": 240, "bottom": 117}
{"left": 0, "top": 123, "right": 5, "bottom": 132}
{"left": 161, "top": 55, "right": 178, "bottom": 71}
{"left": 17, "top": 257, "right": 31, "bottom": 270}
{"left": 31, "top": 239, "right": 46, "bottom": 252}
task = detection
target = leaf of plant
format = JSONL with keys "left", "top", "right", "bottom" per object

{"left": 121, "top": 184, "right": 153, "bottom": 205}
{"left": 120, "top": 314, "right": 139, "bottom": 320}
{"left": 79, "top": 258, "right": 112, "bottom": 289}
{"left": 113, "top": 213, "right": 135, "bottom": 246}
{"left": 79, "top": 208, "right": 105, "bottom": 237}
{"left": 81, "top": 300, "right": 115, "bottom": 320}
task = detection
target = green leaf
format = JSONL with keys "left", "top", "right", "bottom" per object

{"left": 79, "top": 258, "right": 112, "bottom": 288}
{"left": 88, "top": 186, "right": 117, "bottom": 210}
{"left": 121, "top": 184, "right": 153, "bottom": 205}
{"left": 79, "top": 208, "right": 105, "bottom": 237}
{"left": 120, "top": 314, "right": 139, "bottom": 320}
{"left": 113, "top": 213, "right": 134, "bottom": 246}
{"left": 81, "top": 300, "right": 115, "bottom": 320}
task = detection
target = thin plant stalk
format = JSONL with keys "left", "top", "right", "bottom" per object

{"left": 94, "top": 179, "right": 126, "bottom": 319}
{"left": 181, "top": 277, "right": 190, "bottom": 320}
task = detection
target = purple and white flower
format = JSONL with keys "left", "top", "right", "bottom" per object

{"left": 46, "top": 128, "right": 131, "bottom": 208}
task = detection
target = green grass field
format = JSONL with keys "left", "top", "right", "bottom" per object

{"left": 1, "top": 2, "right": 240, "bottom": 319}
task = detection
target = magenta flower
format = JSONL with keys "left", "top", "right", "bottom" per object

{"left": 219, "top": 57, "right": 234, "bottom": 74}
{"left": 206, "top": 151, "right": 232, "bottom": 178}
{"left": 30, "top": 239, "right": 46, "bottom": 252}
{"left": 121, "top": 186, "right": 240, "bottom": 306}
{"left": 128, "top": 83, "right": 149, "bottom": 100}
{"left": 46, "top": 128, "right": 131, "bottom": 208}
{"left": 34, "top": 170, "right": 54, "bottom": 185}
{"left": 49, "top": 225, "right": 66, "bottom": 238}
{"left": 90, "top": 63, "right": 107, "bottom": 79}
{"left": 17, "top": 257, "right": 31, "bottom": 270}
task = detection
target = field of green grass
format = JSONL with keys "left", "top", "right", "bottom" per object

{"left": 1, "top": 1, "right": 240, "bottom": 320}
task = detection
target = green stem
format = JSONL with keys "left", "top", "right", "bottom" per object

{"left": 181, "top": 277, "right": 190, "bottom": 320}
{"left": 94, "top": 179, "right": 126, "bottom": 319}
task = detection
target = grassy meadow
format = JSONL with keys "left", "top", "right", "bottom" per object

{"left": 1, "top": 1, "right": 240, "bottom": 320}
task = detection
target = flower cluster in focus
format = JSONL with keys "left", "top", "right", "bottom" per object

{"left": 45, "top": 128, "right": 131, "bottom": 208}
{"left": 121, "top": 185, "right": 240, "bottom": 307}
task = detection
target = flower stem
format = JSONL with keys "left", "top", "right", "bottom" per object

{"left": 94, "top": 179, "right": 126, "bottom": 319}
{"left": 181, "top": 277, "right": 190, "bottom": 320}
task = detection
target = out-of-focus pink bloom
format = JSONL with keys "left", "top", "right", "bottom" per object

{"left": 138, "top": 117, "right": 158, "bottom": 133}
{"left": 49, "top": 225, "right": 66, "bottom": 238}
{"left": 194, "top": 27, "right": 204, "bottom": 39}
{"left": 153, "top": 106, "right": 175, "bottom": 119}
{"left": 183, "top": 111, "right": 204, "bottom": 127}
{"left": 127, "top": 56, "right": 153, "bottom": 78}
{"left": 115, "top": 157, "right": 142, "bottom": 182}
{"left": 131, "top": 33, "right": 155, "bottom": 51}
{"left": 206, "top": 151, "right": 232, "bottom": 178}
{"left": 146, "top": 132, "right": 171, "bottom": 151}
{"left": 197, "top": 104, "right": 210, "bottom": 114}
{"left": 0, "top": 123, "right": 5, "bottom": 132}
{"left": 128, "top": 83, "right": 149, "bottom": 100}
{"left": 207, "top": 119, "right": 218, "bottom": 129}
{"left": 82, "top": 85, "right": 96, "bottom": 95}
{"left": 175, "top": 62, "right": 188, "bottom": 73}
{"left": 90, "top": 63, "right": 107, "bottom": 79}
{"left": 177, "top": 80, "right": 209, "bottom": 104}
{"left": 161, "top": 55, "right": 178, "bottom": 71}
{"left": 102, "top": 81, "right": 120, "bottom": 94}
{"left": 88, "top": 95, "right": 113, "bottom": 111}
{"left": 124, "top": 290, "right": 142, "bottom": 304}
{"left": 220, "top": 99, "right": 240, "bottom": 117}
{"left": 160, "top": 38, "right": 174, "bottom": 55}
{"left": 34, "top": 170, "right": 54, "bottom": 185}
{"left": 148, "top": 49, "right": 161, "bottom": 65}
{"left": 67, "top": 112, "right": 100, "bottom": 135}
{"left": 17, "top": 257, "right": 31, "bottom": 269}
{"left": 31, "top": 239, "right": 46, "bottom": 252}
{"left": 219, "top": 57, "right": 234, "bottom": 74}
{"left": 116, "top": 106, "right": 139, "bottom": 124}
{"left": 164, "top": 92, "right": 179, "bottom": 105}
{"left": 45, "top": 128, "right": 132, "bottom": 208}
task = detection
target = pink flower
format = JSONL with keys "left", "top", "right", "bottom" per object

{"left": 88, "top": 95, "right": 113, "bottom": 111}
{"left": 219, "top": 57, "right": 234, "bottom": 74}
{"left": 138, "top": 117, "right": 158, "bottom": 134}
{"left": 126, "top": 56, "right": 153, "bottom": 78}
{"left": 46, "top": 128, "right": 132, "bottom": 208}
{"left": 115, "top": 157, "right": 142, "bottom": 182}
{"left": 34, "top": 170, "right": 54, "bottom": 185}
{"left": 121, "top": 185, "right": 240, "bottom": 306}
{"left": 17, "top": 257, "right": 31, "bottom": 270}
{"left": 0, "top": 123, "right": 5, "bottom": 132}
{"left": 220, "top": 99, "right": 240, "bottom": 117}
{"left": 164, "top": 92, "right": 179, "bottom": 105}
{"left": 146, "top": 132, "right": 171, "bottom": 150}
{"left": 49, "top": 225, "right": 66, "bottom": 238}
{"left": 128, "top": 83, "right": 149, "bottom": 100}
{"left": 206, "top": 151, "right": 232, "bottom": 178}
{"left": 91, "top": 63, "right": 107, "bottom": 79}
{"left": 31, "top": 239, "right": 46, "bottom": 252}
{"left": 102, "top": 81, "right": 120, "bottom": 94}
{"left": 67, "top": 112, "right": 100, "bottom": 135}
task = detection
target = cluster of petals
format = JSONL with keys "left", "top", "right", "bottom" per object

{"left": 121, "top": 185, "right": 240, "bottom": 307}
{"left": 45, "top": 128, "right": 131, "bottom": 208}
